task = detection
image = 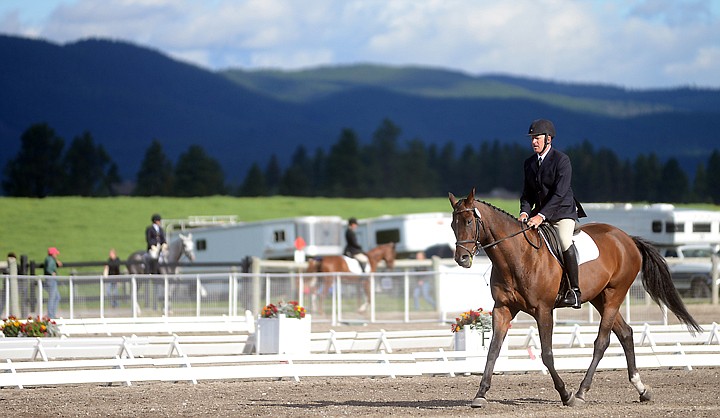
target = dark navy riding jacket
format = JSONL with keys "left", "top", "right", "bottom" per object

{"left": 520, "top": 147, "right": 586, "bottom": 222}
{"left": 344, "top": 228, "right": 363, "bottom": 257}
{"left": 145, "top": 224, "right": 167, "bottom": 251}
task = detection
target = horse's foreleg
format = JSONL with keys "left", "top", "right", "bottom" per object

{"left": 357, "top": 277, "right": 371, "bottom": 313}
{"left": 535, "top": 310, "right": 575, "bottom": 406}
{"left": 471, "top": 306, "right": 513, "bottom": 408}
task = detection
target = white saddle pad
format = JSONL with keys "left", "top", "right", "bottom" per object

{"left": 342, "top": 256, "right": 370, "bottom": 274}
{"left": 573, "top": 231, "right": 599, "bottom": 265}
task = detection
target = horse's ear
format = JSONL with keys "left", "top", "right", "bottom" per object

{"left": 449, "top": 192, "right": 458, "bottom": 207}
{"left": 466, "top": 188, "right": 476, "bottom": 203}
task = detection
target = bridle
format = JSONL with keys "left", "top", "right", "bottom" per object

{"left": 452, "top": 204, "right": 541, "bottom": 259}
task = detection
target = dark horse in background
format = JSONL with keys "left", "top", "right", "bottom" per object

{"left": 306, "top": 242, "right": 396, "bottom": 314}
{"left": 127, "top": 233, "right": 196, "bottom": 310}
{"left": 449, "top": 189, "right": 701, "bottom": 408}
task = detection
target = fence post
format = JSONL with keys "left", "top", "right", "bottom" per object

{"left": 431, "top": 256, "right": 443, "bottom": 323}
{"left": 251, "top": 256, "right": 262, "bottom": 315}
{"left": 8, "top": 254, "right": 20, "bottom": 316}
{"left": 712, "top": 254, "right": 719, "bottom": 306}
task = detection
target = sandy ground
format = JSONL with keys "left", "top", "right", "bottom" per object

{"left": 2, "top": 304, "right": 719, "bottom": 417}
{"left": 2, "top": 368, "right": 719, "bottom": 417}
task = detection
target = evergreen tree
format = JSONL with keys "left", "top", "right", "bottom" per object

{"left": 691, "top": 163, "right": 708, "bottom": 203}
{"left": 100, "top": 162, "right": 123, "bottom": 196}
{"left": 134, "top": 140, "right": 174, "bottom": 196}
{"left": 264, "top": 155, "right": 282, "bottom": 195}
{"left": 456, "top": 144, "right": 479, "bottom": 195}
{"left": 2, "top": 123, "right": 65, "bottom": 197}
{"left": 311, "top": 148, "right": 328, "bottom": 195}
{"left": 238, "top": 163, "right": 267, "bottom": 196}
{"left": 58, "top": 131, "right": 117, "bottom": 196}
{"left": 399, "top": 138, "right": 438, "bottom": 197}
{"left": 658, "top": 158, "right": 689, "bottom": 202}
{"left": 324, "top": 129, "right": 363, "bottom": 196}
{"left": 431, "top": 142, "right": 459, "bottom": 195}
{"left": 616, "top": 160, "right": 636, "bottom": 202}
{"left": 367, "top": 119, "right": 401, "bottom": 196}
{"left": 279, "top": 145, "right": 313, "bottom": 196}
{"left": 633, "top": 154, "right": 662, "bottom": 202}
{"left": 706, "top": 150, "right": 720, "bottom": 204}
{"left": 173, "top": 145, "right": 226, "bottom": 196}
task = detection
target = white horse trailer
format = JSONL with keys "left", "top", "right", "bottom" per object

{"left": 356, "top": 212, "right": 456, "bottom": 258}
{"left": 170, "top": 216, "right": 346, "bottom": 267}
{"left": 581, "top": 203, "right": 720, "bottom": 248}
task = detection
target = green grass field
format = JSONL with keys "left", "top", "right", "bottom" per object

{"left": 0, "top": 195, "right": 517, "bottom": 265}
{"left": 2, "top": 195, "right": 717, "bottom": 267}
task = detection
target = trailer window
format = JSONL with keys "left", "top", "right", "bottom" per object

{"left": 273, "top": 230, "right": 286, "bottom": 243}
{"left": 376, "top": 229, "right": 400, "bottom": 244}
{"left": 651, "top": 221, "right": 662, "bottom": 233}
{"left": 693, "top": 223, "right": 711, "bottom": 233}
{"left": 665, "top": 222, "right": 684, "bottom": 233}
{"left": 196, "top": 239, "right": 207, "bottom": 251}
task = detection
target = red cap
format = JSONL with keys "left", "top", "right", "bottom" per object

{"left": 48, "top": 247, "right": 60, "bottom": 256}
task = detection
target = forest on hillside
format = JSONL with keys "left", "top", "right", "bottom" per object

{"left": 4, "top": 120, "right": 720, "bottom": 204}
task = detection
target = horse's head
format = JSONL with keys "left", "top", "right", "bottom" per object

{"left": 179, "top": 233, "right": 196, "bottom": 262}
{"left": 449, "top": 188, "right": 482, "bottom": 268}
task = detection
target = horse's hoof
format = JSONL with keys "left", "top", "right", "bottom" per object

{"left": 640, "top": 387, "right": 652, "bottom": 402}
{"left": 565, "top": 394, "right": 585, "bottom": 407}
{"left": 357, "top": 303, "right": 368, "bottom": 313}
{"left": 470, "top": 397, "right": 488, "bottom": 408}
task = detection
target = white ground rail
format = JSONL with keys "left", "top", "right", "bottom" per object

{"left": 1, "top": 322, "right": 719, "bottom": 388}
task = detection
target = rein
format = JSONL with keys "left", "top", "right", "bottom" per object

{"left": 453, "top": 206, "right": 541, "bottom": 257}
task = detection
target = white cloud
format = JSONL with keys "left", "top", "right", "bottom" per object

{"left": 0, "top": 0, "right": 718, "bottom": 88}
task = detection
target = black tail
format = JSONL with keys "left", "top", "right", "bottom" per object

{"left": 634, "top": 237, "right": 703, "bottom": 334}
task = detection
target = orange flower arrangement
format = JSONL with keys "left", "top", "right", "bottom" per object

{"left": 261, "top": 301, "right": 306, "bottom": 319}
{"left": 451, "top": 308, "right": 492, "bottom": 333}
{"left": 1, "top": 315, "right": 59, "bottom": 337}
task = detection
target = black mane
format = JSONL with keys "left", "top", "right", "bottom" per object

{"left": 475, "top": 199, "right": 518, "bottom": 221}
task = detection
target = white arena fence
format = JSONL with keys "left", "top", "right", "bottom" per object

{"left": 1, "top": 257, "right": 717, "bottom": 326}
{"left": 1, "top": 321, "right": 719, "bottom": 388}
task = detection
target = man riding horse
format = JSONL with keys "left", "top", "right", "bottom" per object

{"left": 145, "top": 213, "right": 167, "bottom": 274}
{"left": 519, "top": 119, "right": 586, "bottom": 309}
{"left": 344, "top": 217, "right": 369, "bottom": 272}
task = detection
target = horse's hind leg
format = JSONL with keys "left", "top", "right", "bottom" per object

{"left": 612, "top": 314, "right": 652, "bottom": 402}
{"left": 576, "top": 301, "right": 651, "bottom": 403}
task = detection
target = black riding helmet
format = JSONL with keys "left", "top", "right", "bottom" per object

{"left": 152, "top": 214, "right": 162, "bottom": 222}
{"left": 527, "top": 119, "right": 556, "bottom": 138}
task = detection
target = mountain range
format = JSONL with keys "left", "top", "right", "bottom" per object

{"left": 2, "top": 34, "right": 719, "bottom": 186}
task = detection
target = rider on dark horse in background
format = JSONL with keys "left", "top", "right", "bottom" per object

{"left": 145, "top": 213, "right": 166, "bottom": 274}
{"left": 344, "top": 217, "right": 369, "bottom": 272}
{"left": 519, "top": 119, "right": 586, "bottom": 309}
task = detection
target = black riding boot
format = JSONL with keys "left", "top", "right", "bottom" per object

{"left": 558, "top": 244, "right": 582, "bottom": 309}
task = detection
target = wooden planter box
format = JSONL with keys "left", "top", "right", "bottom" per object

{"left": 453, "top": 327, "right": 490, "bottom": 351}
{"left": 256, "top": 314, "right": 311, "bottom": 354}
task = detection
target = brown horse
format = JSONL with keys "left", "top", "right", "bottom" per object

{"left": 449, "top": 188, "right": 701, "bottom": 408}
{"left": 307, "top": 242, "right": 396, "bottom": 314}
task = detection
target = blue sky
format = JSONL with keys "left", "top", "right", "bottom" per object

{"left": 1, "top": 0, "right": 719, "bottom": 89}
